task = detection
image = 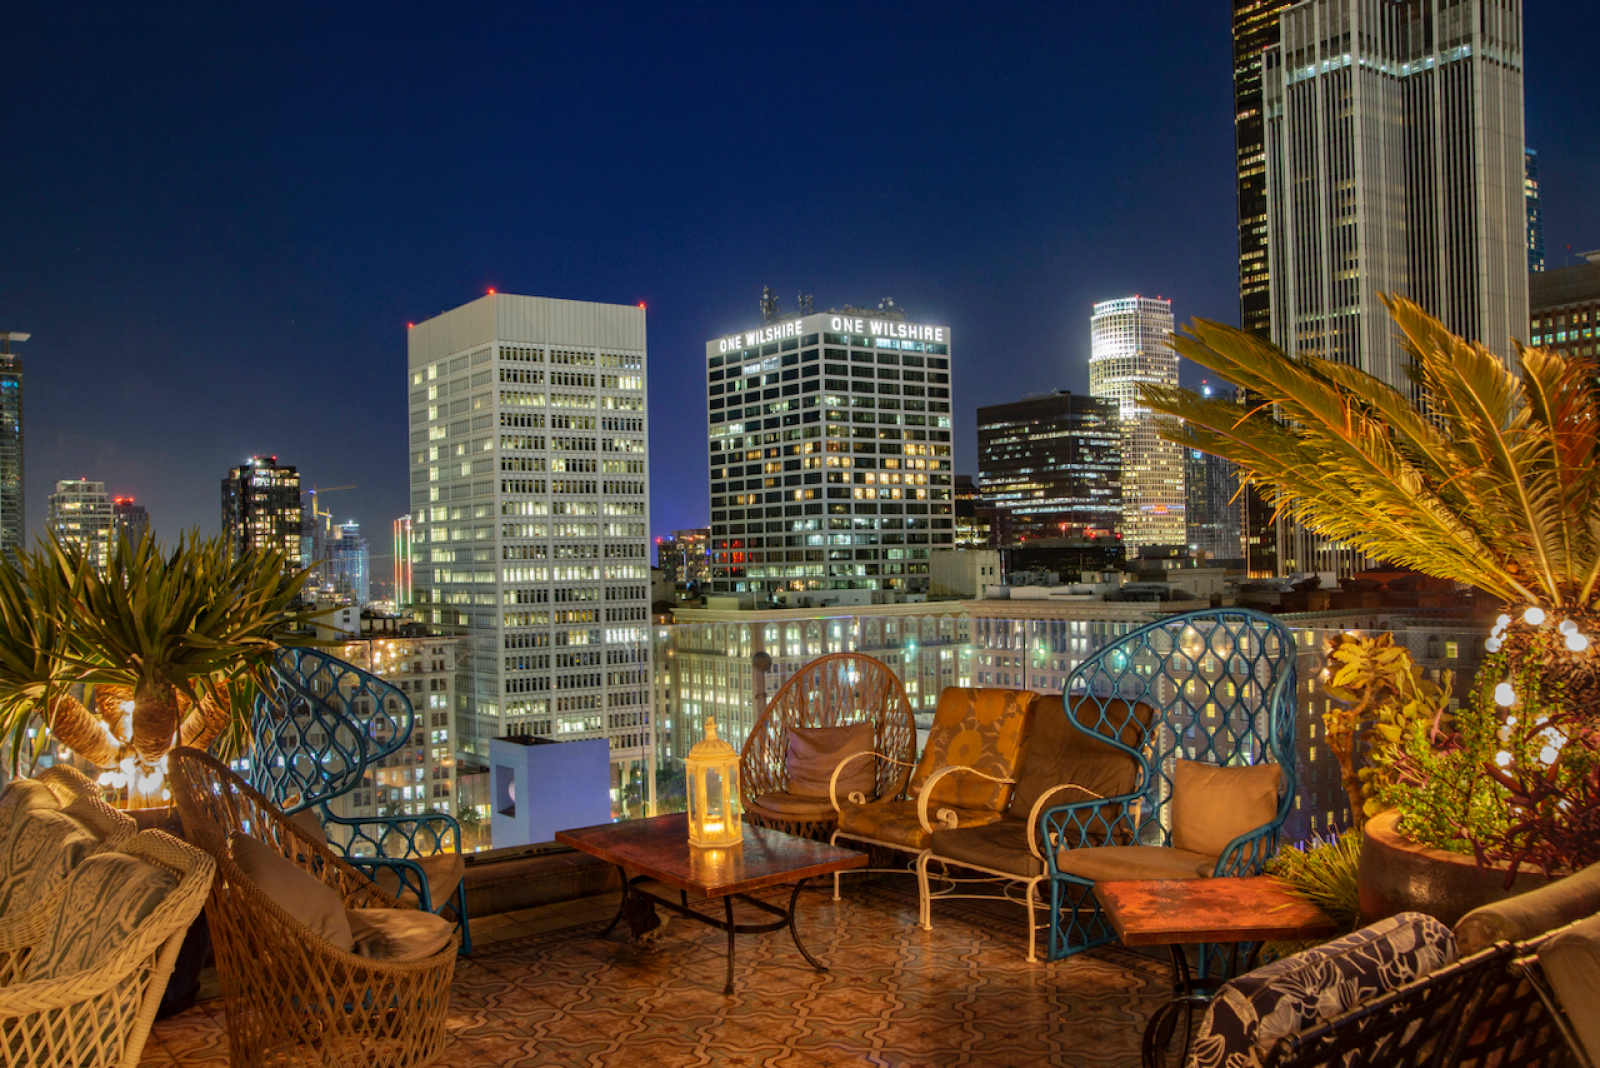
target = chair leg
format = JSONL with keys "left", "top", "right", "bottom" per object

{"left": 1025, "top": 879, "right": 1039, "bottom": 963}
{"left": 830, "top": 830, "right": 844, "bottom": 901}
{"left": 454, "top": 880, "right": 473, "bottom": 956}
{"left": 915, "top": 852, "right": 933, "bottom": 931}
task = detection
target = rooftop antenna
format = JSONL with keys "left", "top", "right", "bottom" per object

{"left": 759, "top": 287, "right": 780, "bottom": 325}
{"left": 797, "top": 292, "right": 814, "bottom": 316}
{"left": 879, "top": 297, "right": 896, "bottom": 312}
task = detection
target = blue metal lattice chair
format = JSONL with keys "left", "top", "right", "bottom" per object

{"left": 1041, "top": 607, "right": 1298, "bottom": 962}
{"left": 248, "top": 646, "right": 472, "bottom": 954}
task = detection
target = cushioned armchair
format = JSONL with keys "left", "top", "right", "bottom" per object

{"left": 920, "top": 694, "right": 1154, "bottom": 961}
{"left": 1043, "top": 608, "right": 1299, "bottom": 961}
{"left": 831, "top": 687, "right": 1038, "bottom": 902}
{"left": 250, "top": 646, "right": 471, "bottom": 953}
{"left": 170, "top": 748, "right": 457, "bottom": 1068}
{"left": 0, "top": 828, "right": 213, "bottom": 1068}
{"left": 740, "top": 652, "right": 917, "bottom": 840}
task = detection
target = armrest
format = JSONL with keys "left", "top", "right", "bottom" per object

{"left": 1040, "top": 792, "right": 1141, "bottom": 876}
{"left": 1211, "top": 820, "right": 1280, "bottom": 877}
{"left": 829, "top": 750, "right": 915, "bottom": 812}
{"left": 916, "top": 765, "right": 1015, "bottom": 834}
{"left": 1023, "top": 783, "right": 1107, "bottom": 861}
{"left": 323, "top": 812, "right": 463, "bottom": 862}
{"left": 346, "top": 855, "right": 436, "bottom": 912}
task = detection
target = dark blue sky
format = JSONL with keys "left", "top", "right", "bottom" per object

{"left": 4, "top": 3, "right": 1596, "bottom": 589}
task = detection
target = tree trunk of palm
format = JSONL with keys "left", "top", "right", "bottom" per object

{"left": 44, "top": 694, "right": 119, "bottom": 768}
{"left": 132, "top": 678, "right": 181, "bottom": 766}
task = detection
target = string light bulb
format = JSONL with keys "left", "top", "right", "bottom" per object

{"left": 1495, "top": 681, "right": 1517, "bottom": 707}
{"left": 1524, "top": 607, "right": 1547, "bottom": 626}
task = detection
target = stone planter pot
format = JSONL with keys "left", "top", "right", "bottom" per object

{"left": 1357, "top": 811, "right": 1551, "bottom": 927}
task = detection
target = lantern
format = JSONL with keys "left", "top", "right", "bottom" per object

{"left": 685, "top": 716, "right": 743, "bottom": 848}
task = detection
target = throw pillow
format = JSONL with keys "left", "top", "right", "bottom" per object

{"left": 786, "top": 723, "right": 876, "bottom": 800}
{"left": 0, "top": 778, "right": 60, "bottom": 843}
{"left": 288, "top": 806, "right": 329, "bottom": 848}
{"left": 1455, "top": 861, "right": 1600, "bottom": 954}
{"left": 1540, "top": 912, "right": 1600, "bottom": 1065}
{"left": 1170, "top": 759, "right": 1282, "bottom": 860}
{"left": 231, "top": 831, "right": 355, "bottom": 952}
{"left": 31, "top": 850, "right": 178, "bottom": 982}
{"left": 0, "top": 809, "right": 98, "bottom": 915}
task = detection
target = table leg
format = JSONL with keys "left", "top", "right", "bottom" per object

{"left": 723, "top": 896, "right": 736, "bottom": 996}
{"left": 785, "top": 878, "right": 828, "bottom": 974}
{"left": 600, "top": 864, "right": 630, "bottom": 937}
{"left": 1142, "top": 946, "right": 1204, "bottom": 1068}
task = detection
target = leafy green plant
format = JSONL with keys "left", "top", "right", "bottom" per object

{"left": 0, "top": 530, "right": 311, "bottom": 804}
{"left": 1266, "top": 829, "right": 1365, "bottom": 955}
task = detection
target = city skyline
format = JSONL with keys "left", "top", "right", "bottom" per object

{"left": 2, "top": 4, "right": 1595, "bottom": 546}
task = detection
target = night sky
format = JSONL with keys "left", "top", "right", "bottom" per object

{"left": 4, "top": 3, "right": 1596, "bottom": 590}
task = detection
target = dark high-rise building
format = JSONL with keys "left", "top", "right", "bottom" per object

{"left": 328, "top": 522, "right": 370, "bottom": 606}
{"left": 657, "top": 528, "right": 710, "bottom": 589}
{"left": 1526, "top": 149, "right": 1545, "bottom": 274}
{"left": 1233, "top": 2, "right": 1294, "bottom": 578}
{"left": 977, "top": 392, "right": 1120, "bottom": 543}
{"left": 1529, "top": 252, "right": 1600, "bottom": 361}
{"left": 706, "top": 305, "right": 955, "bottom": 595}
{"left": 1184, "top": 386, "right": 1243, "bottom": 563}
{"left": 112, "top": 497, "right": 149, "bottom": 550}
{"left": 221, "top": 456, "right": 304, "bottom": 566}
{"left": 0, "top": 333, "right": 27, "bottom": 561}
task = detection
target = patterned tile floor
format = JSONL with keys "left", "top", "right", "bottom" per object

{"left": 140, "top": 881, "right": 1174, "bottom": 1067}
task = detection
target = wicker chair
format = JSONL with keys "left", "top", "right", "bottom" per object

{"left": 169, "top": 748, "right": 456, "bottom": 1068}
{"left": 0, "top": 829, "right": 213, "bottom": 1068}
{"left": 739, "top": 652, "right": 917, "bottom": 840}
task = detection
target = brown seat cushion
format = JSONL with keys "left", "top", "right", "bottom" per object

{"left": 1053, "top": 844, "right": 1217, "bottom": 883}
{"left": 1539, "top": 912, "right": 1600, "bottom": 1064}
{"left": 1171, "top": 760, "right": 1282, "bottom": 859}
{"left": 1455, "top": 861, "right": 1600, "bottom": 955}
{"left": 931, "top": 817, "right": 1043, "bottom": 878}
{"left": 373, "top": 851, "right": 466, "bottom": 911}
{"left": 1010, "top": 695, "right": 1153, "bottom": 844}
{"left": 785, "top": 723, "right": 876, "bottom": 800}
{"left": 836, "top": 798, "right": 1005, "bottom": 852}
{"left": 231, "top": 831, "right": 356, "bottom": 952}
{"left": 347, "top": 907, "right": 455, "bottom": 962}
{"left": 749, "top": 791, "right": 838, "bottom": 820}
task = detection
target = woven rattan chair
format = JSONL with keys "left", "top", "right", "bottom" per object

{"left": 169, "top": 748, "right": 456, "bottom": 1068}
{"left": 739, "top": 652, "right": 916, "bottom": 840}
{"left": 0, "top": 828, "right": 213, "bottom": 1068}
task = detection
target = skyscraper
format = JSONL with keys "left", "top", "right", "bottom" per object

{"left": 1263, "top": 0, "right": 1527, "bottom": 392}
{"left": 47, "top": 478, "right": 113, "bottom": 571}
{"left": 407, "top": 293, "right": 652, "bottom": 799}
{"left": 1088, "top": 297, "right": 1184, "bottom": 552}
{"left": 976, "top": 391, "right": 1121, "bottom": 541}
{"left": 0, "top": 333, "right": 27, "bottom": 561}
{"left": 393, "top": 514, "right": 413, "bottom": 608}
{"left": 705, "top": 305, "right": 955, "bottom": 595}
{"left": 657, "top": 529, "right": 710, "bottom": 590}
{"left": 111, "top": 497, "right": 149, "bottom": 550}
{"left": 1184, "top": 386, "right": 1244, "bottom": 563}
{"left": 1529, "top": 251, "right": 1600, "bottom": 361}
{"left": 327, "top": 521, "right": 370, "bottom": 606}
{"left": 1526, "top": 148, "right": 1545, "bottom": 274}
{"left": 221, "top": 456, "right": 304, "bottom": 566}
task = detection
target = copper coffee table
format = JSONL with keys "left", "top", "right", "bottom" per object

{"left": 1095, "top": 877, "right": 1340, "bottom": 1067}
{"left": 555, "top": 812, "right": 867, "bottom": 994}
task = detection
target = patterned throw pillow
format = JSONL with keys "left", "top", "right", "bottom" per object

{"left": 0, "top": 778, "right": 61, "bottom": 843}
{"left": 1188, "top": 912, "right": 1456, "bottom": 1068}
{"left": 30, "top": 851, "right": 178, "bottom": 982}
{"left": 0, "top": 809, "right": 98, "bottom": 916}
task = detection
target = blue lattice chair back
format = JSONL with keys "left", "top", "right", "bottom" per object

{"left": 249, "top": 646, "right": 472, "bottom": 954}
{"left": 250, "top": 647, "right": 412, "bottom": 812}
{"left": 1042, "top": 607, "right": 1298, "bottom": 960}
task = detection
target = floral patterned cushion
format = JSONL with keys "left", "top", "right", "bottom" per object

{"left": 0, "top": 809, "right": 98, "bottom": 916}
{"left": 30, "top": 851, "right": 178, "bottom": 982}
{"left": 0, "top": 778, "right": 61, "bottom": 843}
{"left": 1188, "top": 912, "right": 1456, "bottom": 1068}
{"left": 836, "top": 798, "right": 1005, "bottom": 851}
{"left": 908, "top": 688, "right": 1037, "bottom": 813}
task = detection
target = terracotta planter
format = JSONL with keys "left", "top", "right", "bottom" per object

{"left": 1357, "top": 811, "right": 1551, "bottom": 927}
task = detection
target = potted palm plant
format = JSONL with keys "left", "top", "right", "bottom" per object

{"left": 1142, "top": 296, "right": 1600, "bottom": 919}
{"left": 0, "top": 530, "right": 311, "bottom": 814}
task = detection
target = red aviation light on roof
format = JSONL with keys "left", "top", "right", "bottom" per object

{"left": 487, "top": 288, "right": 496, "bottom": 294}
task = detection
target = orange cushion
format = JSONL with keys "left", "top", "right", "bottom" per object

{"left": 910, "top": 688, "right": 1037, "bottom": 813}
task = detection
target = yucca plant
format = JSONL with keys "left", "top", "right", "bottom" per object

{"left": 1143, "top": 296, "right": 1600, "bottom": 875}
{"left": 0, "top": 530, "right": 312, "bottom": 806}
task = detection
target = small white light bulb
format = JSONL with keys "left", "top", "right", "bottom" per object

{"left": 1485, "top": 637, "right": 1502, "bottom": 653}
{"left": 1525, "top": 607, "right": 1547, "bottom": 626}
{"left": 1560, "top": 620, "right": 1579, "bottom": 635}
{"left": 1495, "top": 750, "right": 1514, "bottom": 768}
{"left": 1495, "top": 681, "right": 1517, "bottom": 706}
{"left": 1567, "top": 633, "right": 1590, "bottom": 653}
{"left": 1496, "top": 613, "right": 1512, "bottom": 629}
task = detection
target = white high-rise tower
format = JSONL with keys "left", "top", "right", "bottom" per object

{"left": 1089, "top": 297, "right": 1184, "bottom": 552}
{"left": 407, "top": 294, "right": 652, "bottom": 814}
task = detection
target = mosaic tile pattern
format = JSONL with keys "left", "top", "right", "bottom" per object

{"left": 140, "top": 883, "right": 1172, "bottom": 1067}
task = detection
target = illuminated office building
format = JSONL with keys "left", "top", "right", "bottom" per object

{"left": 328, "top": 522, "right": 371, "bottom": 606}
{"left": 221, "top": 457, "right": 303, "bottom": 566}
{"left": 393, "top": 515, "right": 413, "bottom": 607}
{"left": 1184, "top": 385, "right": 1243, "bottom": 562}
{"left": 657, "top": 528, "right": 710, "bottom": 590}
{"left": 112, "top": 497, "right": 149, "bottom": 549}
{"left": 705, "top": 307, "right": 955, "bottom": 595}
{"left": 976, "top": 392, "right": 1121, "bottom": 542}
{"left": 47, "top": 478, "right": 113, "bottom": 571}
{"left": 1526, "top": 148, "right": 1544, "bottom": 274}
{"left": 1088, "top": 297, "right": 1183, "bottom": 552}
{"left": 1529, "top": 252, "right": 1600, "bottom": 361}
{"left": 0, "top": 333, "right": 26, "bottom": 561}
{"left": 407, "top": 293, "right": 651, "bottom": 804}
